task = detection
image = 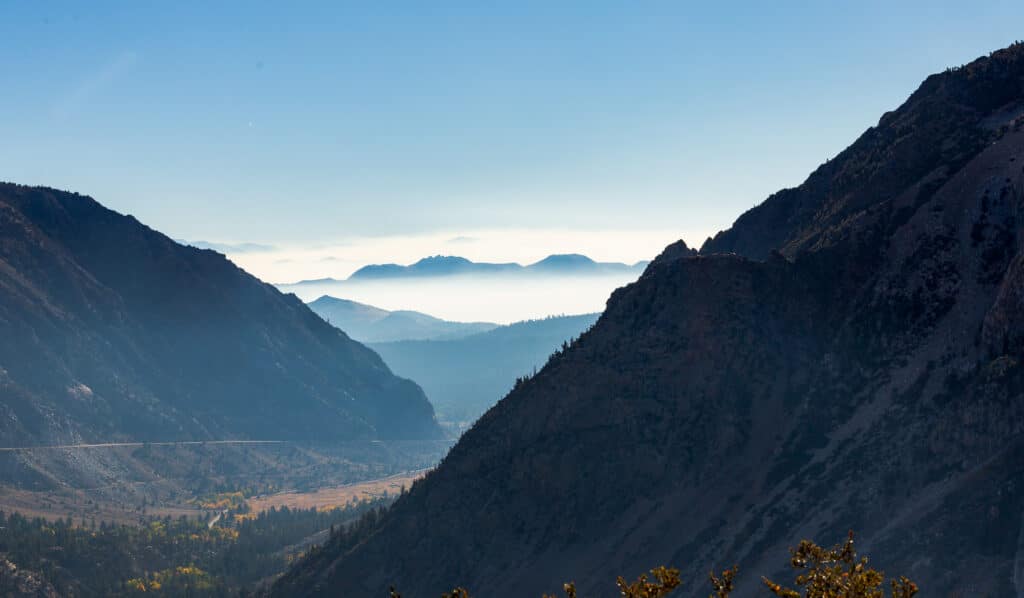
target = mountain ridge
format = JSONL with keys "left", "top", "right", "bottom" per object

{"left": 275, "top": 42, "right": 1024, "bottom": 597}
{"left": 308, "top": 295, "right": 498, "bottom": 343}
{"left": 0, "top": 183, "right": 442, "bottom": 454}
{"left": 283, "top": 253, "right": 648, "bottom": 285}
{"left": 369, "top": 313, "right": 600, "bottom": 426}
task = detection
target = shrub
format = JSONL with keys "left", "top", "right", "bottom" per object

{"left": 762, "top": 531, "right": 918, "bottom": 598}
{"left": 390, "top": 531, "right": 917, "bottom": 598}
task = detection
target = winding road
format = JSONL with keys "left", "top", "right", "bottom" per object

{"left": 0, "top": 440, "right": 287, "bottom": 452}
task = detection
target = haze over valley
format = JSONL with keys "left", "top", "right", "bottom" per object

{"left": 280, "top": 254, "right": 644, "bottom": 323}
{"left": 2, "top": 4, "right": 1024, "bottom": 597}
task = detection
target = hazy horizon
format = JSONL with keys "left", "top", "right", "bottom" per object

{"left": 181, "top": 226, "right": 678, "bottom": 322}
{"left": 213, "top": 227, "right": 688, "bottom": 284}
{"left": 278, "top": 273, "right": 638, "bottom": 324}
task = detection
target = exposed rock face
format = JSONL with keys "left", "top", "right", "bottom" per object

{"left": 0, "top": 184, "right": 441, "bottom": 452}
{"left": 276, "top": 44, "right": 1024, "bottom": 597}
{"left": 647, "top": 239, "right": 697, "bottom": 267}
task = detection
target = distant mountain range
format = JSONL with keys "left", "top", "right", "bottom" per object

{"left": 308, "top": 296, "right": 498, "bottom": 343}
{"left": 277, "top": 253, "right": 646, "bottom": 322}
{"left": 0, "top": 184, "right": 442, "bottom": 463}
{"left": 276, "top": 43, "right": 1024, "bottom": 597}
{"left": 369, "top": 313, "right": 600, "bottom": 426}
{"left": 284, "top": 254, "right": 647, "bottom": 286}
{"left": 175, "top": 239, "right": 276, "bottom": 253}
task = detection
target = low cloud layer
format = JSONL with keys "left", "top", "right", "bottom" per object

{"left": 216, "top": 228, "right": 704, "bottom": 323}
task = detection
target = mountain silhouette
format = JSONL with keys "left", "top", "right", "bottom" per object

{"left": 308, "top": 296, "right": 498, "bottom": 343}
{"left": 284, "top": 254, "right": 647, "bottom": 286}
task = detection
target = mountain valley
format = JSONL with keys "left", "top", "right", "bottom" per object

{"left": 276, "top": 42, "right": 1024, "bottom": 597}
{"left": 2, "top": 12, "right": 1023, "bottom": 598}
{"left": 370, "top": 313, "right": 599, "bottom": 428}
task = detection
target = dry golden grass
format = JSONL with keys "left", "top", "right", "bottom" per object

{"left": 0, "top": 468, "right": 429, "bottom": 525}
{"left": 0, "top": 486, "right": 203, "bottom": 525}
{"left": 247, "top": 469, "right": 427, "bottom": 513}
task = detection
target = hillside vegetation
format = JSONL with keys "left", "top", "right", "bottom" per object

{"left": 0, "top": 498, "right": 388, "bottom": 596}
{"left": 0, "top": 183, "right": 441, "bottom": 492}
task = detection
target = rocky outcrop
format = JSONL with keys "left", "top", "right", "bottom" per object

{"left": 646, "top": 239, "right": 697, "bottom": 268}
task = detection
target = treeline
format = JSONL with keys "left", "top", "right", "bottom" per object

{"left": 0, "top": 498, "right": 386, "bottom": 596}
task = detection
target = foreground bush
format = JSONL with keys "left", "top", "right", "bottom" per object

{"left": 762, "top": 532, "right": 917, "bottom": 598}
{"left": 390, "top": 532, "right": 918, "bottom": 597}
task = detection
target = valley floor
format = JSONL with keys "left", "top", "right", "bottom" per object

{"left": 247, "top": 468, "right": 427, "bottom": 513}
{"left": 0, "top": 439, "right": 450, "bottom": 526}
{"left": 0, "top": 457, "right": 436, "bottom": 594}
{"left": 0, "top": 468, "right": 429, "bottom": 526}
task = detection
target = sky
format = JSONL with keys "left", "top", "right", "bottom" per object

{"left": 2, "top": 1, "right": 1024, "bottom": 288}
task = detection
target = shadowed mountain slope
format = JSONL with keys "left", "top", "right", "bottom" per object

{"left": 370, "top": 313, "right": 600, "bottom": 425}
{"left": 277, "top": 43, "right": 1024, "bottom": 597}
{"left": 0, "top": 184, "right": 441, "bottom": 448}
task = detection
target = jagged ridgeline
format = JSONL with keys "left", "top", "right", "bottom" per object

{"left": 0, "top": 184, "right": 442, "bottom": 449}
{"left": 275, "top": 42, "right": 1024, "bottom": 597}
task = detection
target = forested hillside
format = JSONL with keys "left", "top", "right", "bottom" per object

{"left": 0, "top": 184, "right": 441, "bottom": 453}
{"left": 0, "top": 498, "right": 387, "bottom": 596}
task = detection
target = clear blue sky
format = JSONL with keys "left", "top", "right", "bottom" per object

{"left": 2, "top": 1, "right": 1022, "bottom": 251}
